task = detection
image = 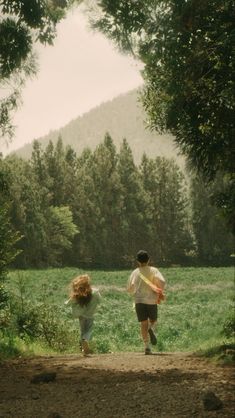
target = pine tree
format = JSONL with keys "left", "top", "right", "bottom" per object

{"left": 3, "top": 155, "right": 48, "bottom": 267}
{"left": 46, "top": 206, "right": 78, "bottom": 266}
{"left": 89, "top": 133, "right": 123, "bottom": 266}
{"left": 72, "top": 147, "right": 100, "bottom": 266}
{"left": 140, "top": 155, "right": 193, "bottom": 264}
{"left": 117, "top": 139, "right": 149, "bottom": 263}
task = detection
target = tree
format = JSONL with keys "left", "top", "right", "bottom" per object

{"left": 117, "top": 138, "right": 149, "bottom": 262}
{"left": 0, "top": 156, "right": 21, "bottom": 279}
{"left": 87, "top": 0, "right": 235, "bottom": 229}
{"left": 42, "top": 137, "right": 68, "bottom": 206}
{"left": 0, "top": 0, "right": 69, "bottom": 141}
{"left": 72, "top": 147, "right": 100, "bottom": 265}
{"left": 190, "top": 174, "right": 234, "bottom": 265}
{"left": 86, "top": 133, "right": 124, "bottom": 266}
{"left": 3, "top": 148, "right": 79, "bottom": 267}
{"left": 3, "top": 154, "right": 49, "bottom": 267}
{"left": 140, "top": 154, "right": 193, "bottom": 264}
{"left": 46, "top": 205, "right": 78, "bottom": 266}
{"left": 63, "top": 145, "right": 79, "bottom": 206}
{"left": 31, "top": 137, "right": 74, "bottom": 207}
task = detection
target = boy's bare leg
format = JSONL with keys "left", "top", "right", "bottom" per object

{"left": 149, "top": 319, "right": 156, "bottom": 330}
{"left": 148, "top": 319, "right": 157, "bottom": 345}
{"left": 140, "top": 320, "right": 150, "bottom": 350}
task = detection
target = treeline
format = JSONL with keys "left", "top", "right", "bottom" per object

{"left": 1, "top": 134, "right": 233, "bottom": 268}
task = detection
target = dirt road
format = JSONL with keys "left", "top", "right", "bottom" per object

{"left": 0, "top": 352, "right": 234, "bottom": 418}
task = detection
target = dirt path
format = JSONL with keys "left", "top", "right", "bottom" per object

{"left": 0, "top": 352, "right": 234, "bottom": 418}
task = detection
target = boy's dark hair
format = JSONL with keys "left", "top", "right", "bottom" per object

{"left": 136, "top": 250, "right": 149, "bottom": 263}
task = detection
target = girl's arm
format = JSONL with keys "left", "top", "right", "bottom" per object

{"left": 64, "top": 298, "right": 71, "bottom": 305}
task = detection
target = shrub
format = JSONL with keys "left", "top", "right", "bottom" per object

{"left": 36, "top": 303, "right": 79, "bottom": 351}
{"left": 15, "top": 307, "right": 41, "bottom": 339}
{"left": 223, "top": 312, "right": 235, "bottom": 339}
{"left": 0, "top": 283, "right": 10, "bottom": 307}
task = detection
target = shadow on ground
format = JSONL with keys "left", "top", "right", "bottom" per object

{"left": 0, "top": 352, "right": 234, "bottom": 418}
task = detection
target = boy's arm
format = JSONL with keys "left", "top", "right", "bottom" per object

{"left": 154, "top": 269, "right": 166, "bottom": 290}
{"left": 127, "top": 272, "right": 135, "bottom": 294}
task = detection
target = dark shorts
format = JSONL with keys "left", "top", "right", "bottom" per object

{"left": 135, "top": 303, "right": 158, "bottom": 322}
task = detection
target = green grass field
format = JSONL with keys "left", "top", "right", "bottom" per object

{"left": 3, "top": 266, "right": 233, "bottom": 358}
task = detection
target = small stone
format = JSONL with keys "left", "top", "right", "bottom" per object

{"left": 47, "top": 413, "right": 62, "bottom": 418}
{"left": 31, "top": 371, "right": 57, "bottom": 384}
{"left": 202, "top": 390, "right": 223, "bottom": 411}
{"left": 32, "top": 392, "right": 40, "bottom": 400}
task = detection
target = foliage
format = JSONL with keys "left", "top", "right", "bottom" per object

{"left": 14, "top": 301, "right": 79, "bottom": 351}
{"left": 117, "top": 139, "right": 149, "bottom": 262}
{"left": 2, "top": 135, "right": 233, "bottom": 267}
{"left": 87, "top": 0, "right": 235, "bottom": 230}
{"left": 1, "top": 272, "right": 80, "bottom": 354}
{"left": 202, "top": 343, "right": 235, "bottom": 364}
{"left": 190, "top": 174, "right": 234, "bottom": 265}
{"left": 0, "top": 285, "right": 11, "bottom": 330}
{"left": 71, "top": 135, "right": 194, "bottom": 266}
{"left": 222, "top": 311, "right": 235, "bottom": 339}
{"left": 0, "top": 283, "right": 9, "bottom": 307}
{"left": 140, "top": 154, "right": 193, "bottom": 264}
{"left": 0, "top": 158, "right": 22, "bottom": 280}
{"left": 2, "top": 149, "right": 78, "bottom": 267}
{"left": 0, "top": 159, "right": 22, "bottom": 346}
{"left": 0, "top": 204, "right": 22, "bottom": 279}
{"left": 0, "top": 0, "right": 69, "bottom": 141}
{"left": 46, "top": 205, "right": 79, "bottom": 266}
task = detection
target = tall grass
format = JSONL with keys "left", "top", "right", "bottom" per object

{"left": 2, "top": 267, "right": 234, "bottom": 356}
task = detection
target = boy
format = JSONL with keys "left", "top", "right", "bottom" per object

{"left": 127, "top": 250, "right": 165, "bottom": 355}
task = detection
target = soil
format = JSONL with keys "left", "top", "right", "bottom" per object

{"left": 0, "top": 351, "right": 234, "bottom": 418}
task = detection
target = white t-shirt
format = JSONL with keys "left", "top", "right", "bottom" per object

{"left": 66, "top": 288, "right": 101, "bottom": 319}
{"left": 127, "top": 266, "right": 165, "bottom": 304}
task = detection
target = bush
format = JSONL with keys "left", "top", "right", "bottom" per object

{"left": 15, "top": 307, "right": 41, "bottom": 339}
{"left": 223, "top": 312, "right": 235, "bottom": 339}
{"left": 35, "top": 303, "right": 79, "bottom": 351}
{"left": 0, "top": 307, "right": 11, "bottom": 330}
{"left": 0, "top": 284, "right": 11, "bottom": 331}
{"left": 12, "top": 299, "right": 79, "bottom": 351}
{"left": 0, "top": 283, "right": 10, "bottom": 307}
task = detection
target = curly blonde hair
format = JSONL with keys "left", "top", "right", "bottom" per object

{"left": 70, "top": 274, "right": 92, "bottom": 306}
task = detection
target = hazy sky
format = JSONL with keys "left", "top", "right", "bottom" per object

{"left": 2, "top": 6, "right": 143, "bottom": 154}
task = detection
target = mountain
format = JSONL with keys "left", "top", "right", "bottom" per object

{"left": 13, "top": 89, "right": 184, "bottom": 165}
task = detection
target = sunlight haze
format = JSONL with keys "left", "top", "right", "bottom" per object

{"left": 2, "top": 6, "right": 143, "bottom": 155}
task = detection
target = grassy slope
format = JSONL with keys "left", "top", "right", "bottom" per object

{"left": 5, "top": 267, "right": 234, "bottom": 355}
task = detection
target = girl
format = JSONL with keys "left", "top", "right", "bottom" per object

{"left": 66, "top": 274, "right": 101, "bottom": 356}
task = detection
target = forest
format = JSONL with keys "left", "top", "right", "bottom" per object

{"left": 0, "top": 134, "right": 233, "bottom": 270}
{"left": 1, "top": 0, "right": 234, "bottom": 276}
{"left": 0, "top": 0, "right": 234, "bottom": 371}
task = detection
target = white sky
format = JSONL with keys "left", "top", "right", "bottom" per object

{"left": 2, "top": 6, "right": 143, "bottom": 155}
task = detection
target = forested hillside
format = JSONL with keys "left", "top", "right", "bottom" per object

{"left": 13, "top": 89, "right": 184, "bottom": 165}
